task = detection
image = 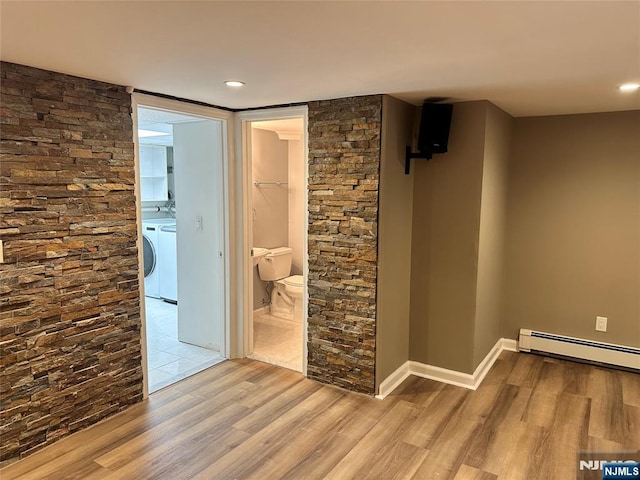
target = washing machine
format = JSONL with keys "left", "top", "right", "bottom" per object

{"left": 141, "top": 219, "right": 175, "bottom": 298}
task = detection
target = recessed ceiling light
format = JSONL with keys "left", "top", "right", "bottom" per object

{"left": 618, "top": 83, "right": 639, "bottom": 92}
{"left": 225, "top": 80, "right": 245, "bottom": 87}
{"left": 138, "top": 129, "right": 170, "bottom": 138}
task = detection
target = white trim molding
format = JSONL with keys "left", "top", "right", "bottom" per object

{"left": 501, "top": 338, "right": 518, "bottom": 352}
{"left": 132, "top": 93, "right": 235, "bottom": 394}
{"left": 375, "top": 362, "right": 411, "bottom": 400}
{"left": 252, "top": 305, "right": 270, "bottom": 316}
{"left": 376, "top": 337, "right": 519, "bottom": 399}
{"left": 235, "top": 106, "right": 309, "bottom": 375}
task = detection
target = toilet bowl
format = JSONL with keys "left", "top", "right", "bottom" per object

{"left": 283, "top": 274, "right": 304, "bottom": 298}
{"left": 271, "top": 275, "right": 303, "bottom": 321}
{"left": 256, "top": 247, "right": 304, "bottom": 322}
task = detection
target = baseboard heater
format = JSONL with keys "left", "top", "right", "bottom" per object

{"left": 518, "top": 329, "right": 640, "bottom": 371}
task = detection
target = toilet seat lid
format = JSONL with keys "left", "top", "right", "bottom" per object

{"left": 283, "top": 275, "right": 304, "bottom": 287}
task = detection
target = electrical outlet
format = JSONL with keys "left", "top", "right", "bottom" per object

{"left": 595, "top": 316, "right": 607, "bottom": 332}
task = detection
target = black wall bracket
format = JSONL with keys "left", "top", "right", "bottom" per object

{"left": 405, "top": 146, "right": 432, "bottom": 174}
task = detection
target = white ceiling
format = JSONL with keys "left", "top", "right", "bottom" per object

{"left": 1, "top": 1, "right": 639, "bottom": 117}
{"left": 137, "top": 106, "right": 211, "bottom": 146}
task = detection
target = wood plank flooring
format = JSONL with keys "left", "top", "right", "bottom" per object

{"left": 2, "top": 351, "right": 638, "bottom": 479}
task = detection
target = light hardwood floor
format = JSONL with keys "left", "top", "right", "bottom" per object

{"left": 2, "top": 351, "right": 639, "bottom": 479}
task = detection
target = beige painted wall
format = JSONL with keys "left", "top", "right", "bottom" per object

{"left": 251, "top": 128, "right": 289, "bottom": 307}
{"left": 376, "top": 95, "right": 416, "bottom": 389}
{"left": 288, "top": 139, "right": 305, "bottom": 275}
{"left": 473, "top": 104, "right": 513, "bottom": 367}
{"left": 503, "top": 110, "right": 640, "bottom": 347}
{"left": 252, "top": 128, "right": 289, "bottom": 248}
{"left": 409, "top": 101, "right": 487, "bottom": 374}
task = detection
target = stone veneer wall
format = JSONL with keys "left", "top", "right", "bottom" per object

{"left": 307, "top": 95, "right": 382, "bottom": 394}
{"left": 0, "top": 62, "right": 142, "bottom": 465}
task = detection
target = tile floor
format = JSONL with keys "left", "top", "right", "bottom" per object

{"left": 145, "top": 297, "right": 224, "bottom": 393}
{"left": 249, "top": 311, "right": 303, "bottom": 372}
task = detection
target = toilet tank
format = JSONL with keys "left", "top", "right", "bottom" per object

{"left": 257, "top": 247, "right": 292, "bottom": 281}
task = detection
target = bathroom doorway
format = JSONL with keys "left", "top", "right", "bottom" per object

{"left": 238, "top": 108, "right": 308, "bottom": 373}
{"left": 134, "top": 94, "right": 231, "bottom": 394}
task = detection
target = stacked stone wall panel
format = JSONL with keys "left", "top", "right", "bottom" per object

{"left": 0, "top": 62, "right": 142, "bottom": 465}
{"left": 307, "top": 95, "right": 382, "bottom": 394}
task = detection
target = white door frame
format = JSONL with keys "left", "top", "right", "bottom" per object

{"left": 132, "top": 93, "right": 235, "bottom": 397}
{"left": 234, "top": 106, "right": 309, "bottom": 375}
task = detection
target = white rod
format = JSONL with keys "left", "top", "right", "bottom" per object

{"left": 253, "top": 181, "right": 288, "bottom": 186}
{"left": 141, "top": 206, "right": 171, "bottom": 213}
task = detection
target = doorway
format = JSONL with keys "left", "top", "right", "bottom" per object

{"left": 134, "top": 95, "right": 231, "bottom": 394}
{"left": 237, "top": 107, "right": 309, "bottom": 374}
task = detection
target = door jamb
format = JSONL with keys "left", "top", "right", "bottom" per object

{"left": 132, "top": 93, "right": 235, "bottom": 397}
{"left": 234, "top": 106, "right": 309, "bottom": 375}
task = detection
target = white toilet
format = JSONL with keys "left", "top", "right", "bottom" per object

{"left": 255, "top": 247, "right": 304, "bottom": 321}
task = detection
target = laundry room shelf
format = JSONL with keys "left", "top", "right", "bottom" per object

{"left": 140, "top": 145, "right": 168, "bottom": 201}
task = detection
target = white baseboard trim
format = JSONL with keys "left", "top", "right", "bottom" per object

{"left": 376, "top": 337, "right": 519, "bottom": 399}
{"left": 469, "top": 337, "right": 512, "bottom": 388}
{"left": 409, "top": 360, "right": 476, "bottom": 389}
{"left": 375, "top": 362, "right": 412, "bottom": 400}
{"left": 501, "top": 338, "right": 518, "bottom": 352}
{"left": 253, "top": 305, "right": 269, "bottom": 316}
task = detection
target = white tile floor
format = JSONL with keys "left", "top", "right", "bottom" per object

{"left": 145, "top": 297, "right": 224, "bottom": 393}
{"left": 248, "top": 311, "right": 303, "bottom": 372}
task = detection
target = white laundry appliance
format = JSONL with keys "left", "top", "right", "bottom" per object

{"left": 141, "top": 219, "right": 175, "bottom": 298}
{"left": 158, "top": 224, "right": 178, "bottom": 303}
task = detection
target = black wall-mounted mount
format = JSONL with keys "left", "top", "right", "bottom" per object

{"left": 405, "top": 146, "right": 432, "bottom": 174}
{"left": 405, "top": 102, "right": 454, "bottom": 175}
